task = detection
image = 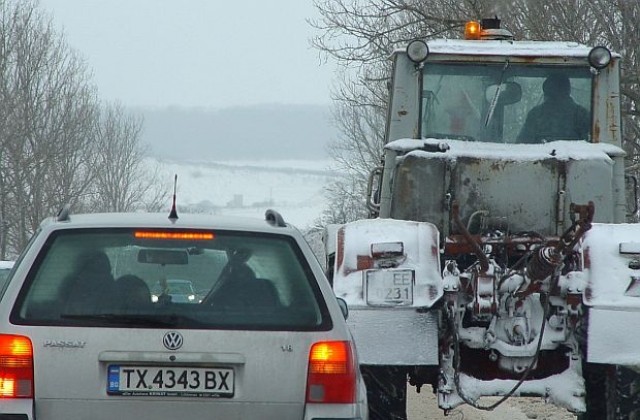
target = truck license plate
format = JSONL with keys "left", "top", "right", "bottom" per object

{"left": 365, "top": 269, "right": 414, "bottom": 306}
{"left": 107, "top": 365, "right": 234, "bottom": 397}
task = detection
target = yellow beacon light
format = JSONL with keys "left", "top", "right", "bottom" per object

{"left": 465, "top": 21, "right": 481, "bottom": 40}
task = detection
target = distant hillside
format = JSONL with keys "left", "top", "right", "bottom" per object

{"left": 134, "top": 104, "right": 337, "bottom": 161}
{"left": 150, "top": 158, "right": 342, "bottom": 231}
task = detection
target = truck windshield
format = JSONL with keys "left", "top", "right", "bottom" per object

{"left": 420, "top": 63, "right": 592, "bottom": 144}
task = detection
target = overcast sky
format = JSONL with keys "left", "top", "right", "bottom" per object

{"left": 38, "top": 0, "right": 336, "bottom": 109}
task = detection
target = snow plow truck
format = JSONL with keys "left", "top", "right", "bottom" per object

{"left": 324, "top": 18, "right": 640, "bottom": 419}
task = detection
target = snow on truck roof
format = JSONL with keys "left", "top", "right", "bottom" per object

{"left": 395, "top": 39, "right": 619, "bottom": 59}
{"left": 386, "top": 139, "right": 626, "bottom": 162}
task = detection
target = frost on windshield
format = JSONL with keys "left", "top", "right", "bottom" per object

{"left": 420, "top": 63, "right": 592, "bottom": 144}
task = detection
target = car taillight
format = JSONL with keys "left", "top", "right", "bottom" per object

{"left": 0, "top": 334, "right": 33, "bottom": 398}
{"left": 306, "top": 341, "right": 356, "bottom": 404}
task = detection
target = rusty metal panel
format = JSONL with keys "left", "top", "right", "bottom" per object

{"left": 389, "top": 151, "right": 615, "bottom": 237}
{"left": 390, "top": 154, "right": 447, "bottom": 228}
{"left": 565, "top": 159, "right": 614, "bottom": 223}
{"left": 591, "top": 58, "right": 622, "bottom": 147}
{"left": 453, "top": 156, "right": 559, "bottom": 235}
{"left": 386, "top": 54, "right": 421, "bottom": 142}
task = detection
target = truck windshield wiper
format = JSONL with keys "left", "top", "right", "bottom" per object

{"left": 484, "top": 59, "right": 510, "bottom": 128}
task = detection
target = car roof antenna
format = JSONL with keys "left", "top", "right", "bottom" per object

{"left": 168, "top": 174, "right": 179, "bottom": 222}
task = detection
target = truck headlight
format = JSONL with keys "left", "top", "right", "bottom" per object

{"left": 588, "top": 46, "right": 611, "bottom": 69}
{"left": 407, "top": 40, "right": 429, "bottom": 64}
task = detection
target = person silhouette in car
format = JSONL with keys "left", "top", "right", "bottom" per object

{"left": 517, "top": 74, "right": 590, "bottom": 143}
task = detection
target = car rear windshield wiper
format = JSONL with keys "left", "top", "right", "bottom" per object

{"left": 60, "top": 313, "right": 206, "bottom": 328}
{"left": 60, "top": 313, "right": 179, "bottom": 327}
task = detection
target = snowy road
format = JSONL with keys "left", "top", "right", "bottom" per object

{"left": 407, "top": 387, "right": 578, "bottom": 420}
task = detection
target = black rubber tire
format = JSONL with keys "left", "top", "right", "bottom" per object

{"left": 582, "top": 363, "right": 640, "bottom": 419}
{"left": 360, "top": 365, "right": 408, "bottom": 420}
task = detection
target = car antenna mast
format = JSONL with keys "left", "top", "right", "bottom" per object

{"left": 168, "top": 174, "right": 179, "bottom": 221}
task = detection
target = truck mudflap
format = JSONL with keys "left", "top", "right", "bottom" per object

{"left": 330, "top": 218, "right": 442, "bottom": 365}
{"left": 347, "top": 307, "right": 439, "bottom": 365}
{"left": 583, "top": 223, "right": 640, "bottom": 368}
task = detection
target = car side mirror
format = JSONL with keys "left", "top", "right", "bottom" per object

{"left": 336, "top": 297, "right": 349, "bottom": 320}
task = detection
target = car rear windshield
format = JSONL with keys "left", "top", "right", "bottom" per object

{"left": 11, "top": 228, "right": 332, "bottom": 331}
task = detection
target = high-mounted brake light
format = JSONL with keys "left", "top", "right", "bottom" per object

{"left": 465, "top": 21, "right": 481, "bottom": 40}
{"left": 0, "top": 334, "right": 34, "bottom": 398}
{"left": 134, "top": 231, "right": 214, "bottom": 240}
{"left": 306, "top": 341, "right": 356, "bottom": 404}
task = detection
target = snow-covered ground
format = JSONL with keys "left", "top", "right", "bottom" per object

{"left": 151, "top": 158, "right": 341, "bottom": 230}
{"left": 408, "top": 390, "right": 577, "bottom": 419}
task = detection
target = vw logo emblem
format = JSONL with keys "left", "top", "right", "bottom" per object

{"left": 163, "top": 331, "right": 183, "bottom": 350}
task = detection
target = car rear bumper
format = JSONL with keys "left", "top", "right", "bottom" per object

{"left": 30, "top": 399, "right": 303, "bottom": 420}
{"left": 0, "top": 399, "right": 32, "bottom": 419}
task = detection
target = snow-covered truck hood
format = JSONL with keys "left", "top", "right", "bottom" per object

{"left": 384, "top": 139, "right": 626, "bottom": 237}
{"left": 386, "top": 138, "right": 625, "bottom": 161}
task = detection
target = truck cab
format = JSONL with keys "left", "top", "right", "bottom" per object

{"left": 376, "top": 25, "right": 628, "bottom": 233}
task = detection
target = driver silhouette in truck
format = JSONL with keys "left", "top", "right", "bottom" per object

{"left": 517, "top": 74, "right": 590, "bottom": 143}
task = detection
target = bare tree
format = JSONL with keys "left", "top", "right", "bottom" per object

{"left": 0, "top": 0, "right": 167, "bottom": 257}
{"left": 0, "top": 0, "right": 98, "bottom": 254}
{"left": 86, "top": 103, "right": 167, "bottom": 213}
{"left": 330, "top": 69, "right": 387, "bottom": 180}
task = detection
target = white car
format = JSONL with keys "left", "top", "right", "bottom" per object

{"left": 0, "top": 209, "right": 368, "bottom": 420}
